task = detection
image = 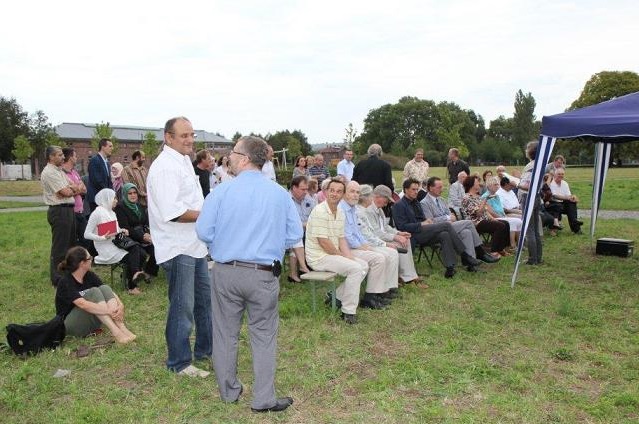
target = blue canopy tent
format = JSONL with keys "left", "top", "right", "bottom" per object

{"left": 512, "top": 91, "right": 639, "bottom": 287}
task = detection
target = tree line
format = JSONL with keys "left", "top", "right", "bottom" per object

{"left": 3, "top": 70, "right": 638, "bottom": 172}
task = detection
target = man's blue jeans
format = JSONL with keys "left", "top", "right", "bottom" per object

{"left": 161, "top": 255, "right": 212, "bottom": 372}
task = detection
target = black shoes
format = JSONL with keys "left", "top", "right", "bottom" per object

{"left": 252, "top": 397, "right": 294, "bottom": 413}
{"left": 444, "top": 267, "right": 456, "bottom": 278}
{"left": 478, "top": 252, "right": 500, "bottom": 263}
{"left": 359, "top": 296, "right": 387, "bottom": 309}
{"left": 466, "top": 265, "right": 479, "bottom": 272}
{"left": 461, "top": 252, "right": 482, "bottom": 267}
{"left": 324, "top": 292, "right": 342, "bottom": 309}
{"left": 341, "top": 313, "right": 357, "bottom": 324}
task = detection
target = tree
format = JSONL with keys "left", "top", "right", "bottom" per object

{"left": 142, "top": 131, "right": 160, "bottom": 159}
{"left": 11, "top": 135, "right": 33, "bottom": 179}
{"left": 570, "top": 71, "right": 639, "bottom": 110}
{"left": 343, "top": 123, "right": 358, "bottom": 148}
{"left": 90, "top": 122, "right": 118, "bottom": 152}
{"left": 0, "top": 96, "right": 30, "bottom": 162}
{"left": 266, "top": 129, "right": 312, "bottom": 158}
{"left": 28, "top": 110, "right": 58, "bottom": 169}
{"left": 356, "top": 96, "right": 481, "bottom": 160}
{"left": 512, "top": 90, "right": 537, "bottom": 150}
{"left": 560, "top": 71, "right": 639, "bottom": 165}
{"left": 232, "top": 131, "right": 242, "bottom": 142}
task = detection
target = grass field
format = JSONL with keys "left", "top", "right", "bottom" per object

{"left": 0, "top": 201, "right": 45, "bottom": 209}
{"left": 0, "top": 210, "right": 638, "bottom": 423}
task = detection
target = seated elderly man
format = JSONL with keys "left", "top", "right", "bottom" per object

{"left": 356, "top": 184, "right": 425, "bottom": 289}
{"left": 447, "top": 171, "right": 467, "bottom": 217}
{"left": 339, "top": 181, "right": 394, "bottom": 309}
{"left": 496, "top": 177, "right": 522, "bottom": 216}
{"left": 547, "top": 167, "right": 583, "bottom": 234}
{"left": 420, "top": 176, "right": 499, "bottom": 267}
{"left": 305, "top": 178, "right": 368, "bottom": 324}
{"left": 393, "top": 178, "right": 482, "bottom": 278}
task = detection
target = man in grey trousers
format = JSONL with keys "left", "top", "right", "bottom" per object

{"left": 196, "top": 136, "right": 303, "bottom": 413}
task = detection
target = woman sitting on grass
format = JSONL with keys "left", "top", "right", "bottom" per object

{"left": 55, "top": 246, "right": 136, "bottom": 344}
{"left": 85, "top": 188, "right": 148, "bottom": 295}
{"left": 115, "top": 183, "right": 158, "bottom": 278}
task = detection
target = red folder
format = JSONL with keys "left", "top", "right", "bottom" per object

{"left": 97, "top": 220, "right": 117, "bottom": 236}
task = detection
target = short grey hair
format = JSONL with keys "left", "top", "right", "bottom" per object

{"left": 367, "top": 144, "right": 382, "bottom": 156}
{"left": 46, "top": 145, "right": 61, "bottom": 160}
{"left": 358, "top": 184, "right": 373, "bottom": 204}
{"left": 236, "top": 135, "right": 268, "bottom": 168}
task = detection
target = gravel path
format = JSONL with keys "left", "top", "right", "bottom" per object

{"left": 578, "top": 209, "right": 639, "bottom": 220}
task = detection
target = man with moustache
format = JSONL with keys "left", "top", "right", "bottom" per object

{"left": 41, "top": 145, "right": 77, "bottom": 286}
{"left": 122, "top": 150, "right": 149, "bottom": 207}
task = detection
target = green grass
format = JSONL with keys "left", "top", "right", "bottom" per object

{"left": 1, "top": 211, "right": 638, "bottom": 422}
{"left": 392, "top": 166, "right": 639, "bottom": 211}
{"left": 0, "top": 201, "right": 45, "bottom": 209}
{"left": 0, "top": 181, "right": 43, "bottom": 197}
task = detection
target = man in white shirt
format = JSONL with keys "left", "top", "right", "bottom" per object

{"left": 496, "top": 177, "right": 521, "bottom": 215}
{"left": 336, "top": 149, "right": 355, "bottom": 181}
{"left": 147, "top": 116, "right": 212, "bottom": 377}
{"left": 261, "top": 145, "right": 277, "bottom": 181}
{"left": 548, "top": 167, "right": 583, "bottom": 234}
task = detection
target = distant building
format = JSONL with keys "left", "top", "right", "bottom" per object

{"left": 54, "top": 122, "right": 232, "bottom": 174}
{"left": 316, "top": 144, "right": 347, "bottom": 167}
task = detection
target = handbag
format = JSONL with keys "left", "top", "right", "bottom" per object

{"left": 112, "top": 232, "right": 139, "bottom": 251}
{"left": 6, "top": 315, "right": 66, "bottom": 356}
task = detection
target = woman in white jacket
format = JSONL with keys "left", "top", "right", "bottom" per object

{"left": 85, "top": 189, "right": 147, "bottom": 295}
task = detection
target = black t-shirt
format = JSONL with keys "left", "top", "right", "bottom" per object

{"left": 55, "top": 271, "right": 103, "bottom": 318}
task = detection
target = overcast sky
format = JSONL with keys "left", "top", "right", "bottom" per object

{"left": 1, "top": 0, "right": 638, "bottom": 144}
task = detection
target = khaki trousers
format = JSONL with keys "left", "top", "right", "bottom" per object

{"left": 311, "top": 255, "right": 368, "bottom": 315}
{"left": 398, "top": 243, "right": 418, "bottom": 282}
{"left": 370, "top": 245, "right": 399, "bottom": 289}
{"left": 351, "top": 249, "right": 387, "bottom": 294}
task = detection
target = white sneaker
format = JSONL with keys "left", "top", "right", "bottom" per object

{"left": 178, "top": 365, "right": 210, "bottom": 378}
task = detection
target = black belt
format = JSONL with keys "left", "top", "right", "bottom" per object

{"left": 49, "top": 204, "right": 74, "bottom": 208}
{"left": 221, "top": 260, "right": 273, "bottom": 272}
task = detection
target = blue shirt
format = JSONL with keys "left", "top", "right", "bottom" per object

{"left": 481, "top": 191, "right": 506, "bottom": 216}
{"left": 338, "top": 199, "right": 367, "bottom": 248}
{"left": 196, "top": 170, "right": 303, "bottom": 265}
{"left": 291, "top": 192, "right": 316, "bottom": 224}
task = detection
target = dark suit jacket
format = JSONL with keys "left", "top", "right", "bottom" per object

{"left": 392, "top": 196, "right": 425, "bottom": 234}
{"left": 87, "top": 154, "right": 112, "bottom": 204}
{"left": 352, "top": 156, "right": 394, "bottom": 191}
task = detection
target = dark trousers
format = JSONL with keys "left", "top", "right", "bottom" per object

{"left": 122, "top": 244, "right": 147, "bottom": 289}
{"left": 47, "top": 205, "right": 76, "bottom": 286}
{"left": 475, "top": 219, "right": 509, "bottom": 253}
{"left": 547, "top": 201, "right": 581, "bottom": 233}
{"left": 412, "top": 222, "right": 466, "bottom": 267}
{"left": 143, "top": 244, "right": 159, "bottom": 276}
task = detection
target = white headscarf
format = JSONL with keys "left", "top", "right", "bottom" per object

{"left": 94, "top": 188, "right": 116, "bottom": 210}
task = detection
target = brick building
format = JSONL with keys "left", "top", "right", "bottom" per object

{"left": 54, "top": 122, "right": 232, "bottom": 174}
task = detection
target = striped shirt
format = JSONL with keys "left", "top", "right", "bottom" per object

{"left": 305, "top": 201, "right": 345, "bottom": 265}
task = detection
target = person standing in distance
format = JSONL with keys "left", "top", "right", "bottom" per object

{"left": 196, "top": 136, "right": 303, "bottom": 413}
{"left": 147, "top": 117, "right": 212, "bottom": 378}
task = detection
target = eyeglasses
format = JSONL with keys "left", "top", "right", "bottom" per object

{"left": 167, "top": 131, "right": 198, "bottom": 139}
{"left": 231, "top": 149, "right": 248, "bottom": 158}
